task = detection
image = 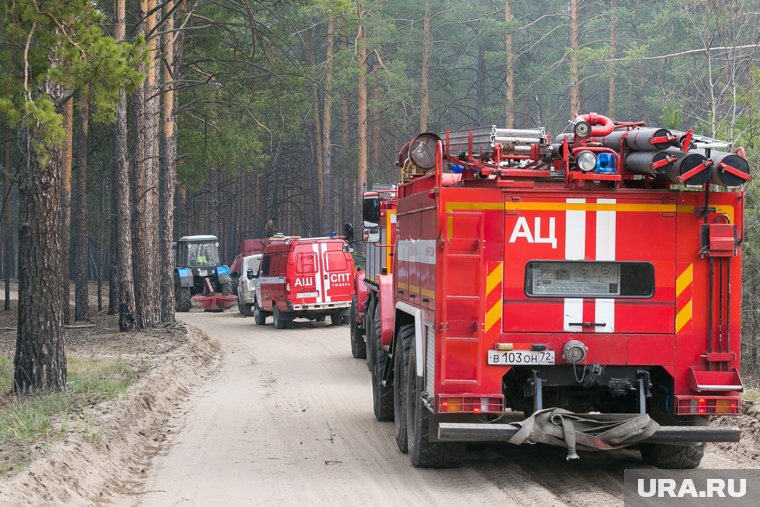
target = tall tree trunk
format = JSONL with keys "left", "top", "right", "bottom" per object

{"left": 108, "top": 138, "right": 117, "bottom": 315}
{"left": 340, "top": 22, "right": 353, "bottom": 224}
{"left": 323, "top": 16, "right": 335, "bottom": 232}
{"left": 370, "top": 84, "right": 382, "bottom": 181}
{"left": 608, "top": 0, "right": 617, "bottom": 118}
{"left": 133, "top": 0, "right": 161, "bottom": 328}
{"left": 504, "top": 0, "right": 515, "bottom": 128}
{"left": 420, "top": 0, "right": 431, "bottom": 132}
{"left": 356, "top": 1, "right": 368, "bottom": 212}
{"left": 305, "top": 28, "right": 324, "bottom": 233}
{"left": 115, "top": 0, "right": 136, "bottom": 331}
{"left": 61, "top": 97, "right": 73, "bottom": 324}
{"left": 160, "top": 0, "right": 177, "bottom": 323}
{"left": 98, "top": 169, "right": 106, "bottom": 313}
{"left": 476, "top": 44, "right": 486, "bottom": 124}
{"left": 14, "top": 82, "right": 67, "bottom": 393}
{"left": 3, "top": 142, "right": 13, "bottom": 311}
{"left": 74, "top": 92, "right": 90, "bottom": 321}
{"left": 569, "top": 0, "right": 581, "bottom": 117}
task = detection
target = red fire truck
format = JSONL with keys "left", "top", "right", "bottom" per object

{"left": 360, "top": 114, "right": 748, "bottom": 468}
{"left": 255, "top": 235, "right": 355, "bottom": 328}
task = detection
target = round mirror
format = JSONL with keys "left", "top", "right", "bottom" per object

{"left": 409, "top": 133, "right": 441, "bottom": 170}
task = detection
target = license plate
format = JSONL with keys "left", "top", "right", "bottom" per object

{"left": 297, "top": 292, "right": 318, "bottom": 298}
{"left": 487, "top": 350, "right": 555, "bottom": 365}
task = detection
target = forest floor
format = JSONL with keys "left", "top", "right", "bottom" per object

{"left": 0, "top": 302, "right": 221, "bottom": 506}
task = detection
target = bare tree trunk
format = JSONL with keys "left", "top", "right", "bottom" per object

{"left": 98, "top": 169, "right": 106, "bottom": 313}
{"left": 323, "top": 16, "right": 335, "bottom": 231}
{"left": 115, "top": 0, "right": 136, "bottom": 331}
{"left": 504, "top": 0, "right": 515, "bottom": 128}
{"left": 74, "top": 92, "right": 90, "bottom": 321}
{"left": 305, "top": 28, "right": 324, "bottom": 233}
{"left": 133, "top": 0, "right": 161, "bottom": 328}
{"left": 160, "top": 0, "right": 177, "bottom": 323}
{"left": 608, "top": 0, "right": 617, "bottom": 118}
{"left": 14, "top": 81, "right": 67, "bottom": 393}
{"left": 370, "top": 84, "right": 382, "bottom": 182}
{"left": 420, "top": 0, "right": 431, "bottom": 132}
{"left": 356, "top": 1, "right": 368, "bottom": 211}
{"left": 340, "top": 22, "right": 353, "bottom": 224}
{"left": 3, "top": 142, "right": 13, "bottom": 311}
{"left": 61, "top": 97, "right": 73, "bottom": 324}
{"left": 569, "top": 0, "right": 581, "bottom": 117}
{"left": 476, "top": 45, "right": 486, "bottom": 124}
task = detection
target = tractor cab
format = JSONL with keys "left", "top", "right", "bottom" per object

{"left": 177, "top": 236, "right": 221, "bottom": 269}
{"left": 174, "top": 235, "right": 235, "bottom": 312}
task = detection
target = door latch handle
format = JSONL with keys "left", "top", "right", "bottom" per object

{"left": 569, "top": 322, "right": 606, "bottom": 328}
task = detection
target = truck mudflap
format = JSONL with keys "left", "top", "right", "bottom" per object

{"left": 437, "top": 408, "right": 741, "bottom": 461}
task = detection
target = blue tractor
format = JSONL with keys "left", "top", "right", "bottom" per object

{"left": 174, "top": 235, "right": 234, "bottom": 312}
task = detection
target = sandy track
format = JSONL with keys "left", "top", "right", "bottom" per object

{"left": 119, "top": 312, "right": 753, "bottom": 507}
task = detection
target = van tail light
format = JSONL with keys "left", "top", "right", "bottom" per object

{"left": 675, "top": 395, "right": 740, "bottom": 415}
{"left": 286, "top": 282, "right": 291, "bottom": 293}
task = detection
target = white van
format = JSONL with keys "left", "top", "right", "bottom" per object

{"left": 236, "top": 254, "right": 262, "bottom": 316}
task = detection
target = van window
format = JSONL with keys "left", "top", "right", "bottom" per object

{"left": 271, "top": 253, "right": 286, "bottom": 275}
{"left": 326, "top": 251, "right": 347, "bottom": 271}
{"left": 296, "top": 253, "right": 317, "bottom": 274}
{"left": 261, "top": 255, "right": 271, "bottom": 276}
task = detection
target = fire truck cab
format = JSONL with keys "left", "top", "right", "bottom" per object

{"left": 254, "top": 235, "right": 356, "bottom": 328}
{"left": 370, "top": 115, "right": 748, "bottom": 469}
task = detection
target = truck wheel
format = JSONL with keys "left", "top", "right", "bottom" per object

{"left": 176, "top": 286, "right": 192, "bottom": 312}
{"left": 407, "top": 343, "right": 465, "bottom": 468}
{"left": 253, "top": 301, "right": 267, "bottom": 326}
{"left": 640, "top": 391, "right": 707, "bottom": 469}
{"left": 372, "top": 303, "right": 393, "bottom": 421}
{"left": 330, "top": 311, "right": 343, "bottom": 326}
{"left": 350, "top": 297, "right": 366, "bottom": 359}
{"left": 640, "top": 442, "right": 705, "bottom": 469}
{"left": 273, "top": 304, "right": 289, "bottom": 329}
{"left": 364, "top": 298, "right": 376, "bottom": 371}
{"left": 394, "top": 324, "right": 414, "bottom": 453}
{"left": 219, "top": 275, "right": 233, "bottom": 296}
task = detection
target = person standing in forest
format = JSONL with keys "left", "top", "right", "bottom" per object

{"left": 265, "top": 218, "right": 278, "bottom": 237}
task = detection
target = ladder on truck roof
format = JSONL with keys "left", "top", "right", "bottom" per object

{"left": 443, "top": 125, "right": 548, "bottom": 156}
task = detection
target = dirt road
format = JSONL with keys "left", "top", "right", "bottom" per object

{"left": 120, "top": 312, "right": 754, "bottom": 507}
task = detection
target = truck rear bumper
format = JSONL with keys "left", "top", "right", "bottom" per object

{"left": 289, "top": 302, "right": 351, "bottom": 311}
{"left": 438, "top": 422, "right": 741, "bottom": 444}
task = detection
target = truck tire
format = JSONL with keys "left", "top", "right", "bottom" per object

{"left": 372, "top": 303, "right": 393, "bottom": 421}
{"left": 253, "top": 301, "right": 267, "bottom": 326}
{"left": 273, "top": 304, "right": 289, "bottom": 329}
{"left": 394, "top": 324, "right": 414, "bottom": 453}
{"left": 640, "top": 392, "right": 706, "bottom": 469}
{"left": 176, "top": 286, "right": 192, "bottom": 312}
{"left": 219, "top": 275, "right": 233, "bottom": 296}
{"left": 350, "top": 297, "right": 366, "bottom": 359}
{"left": 330, "top": 311, "right": 343, "bottom": 326}
{"left": 407, "top": 344, "right": 465, "bottom": 468}
{"left": 640, "top": 442, "right": 705, "bottom": 469}
{"left": 364, "top": 298, "right": 376, "bottom": 371}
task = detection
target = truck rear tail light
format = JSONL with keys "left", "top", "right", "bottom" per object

{"left": 286, "top": 282, "right": 291, "bottom": 293}
{"left": 675, "top": 395, "right": 740, "bottom": 415}
{"left": 437, "top": 395, "right": 504, "bottom": 414}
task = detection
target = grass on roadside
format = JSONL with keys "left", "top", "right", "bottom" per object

{"left": 0, "top": 356, "right": 138, "bottom": 444}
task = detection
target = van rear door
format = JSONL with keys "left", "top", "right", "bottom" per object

{"left": 319, "top": 241, "right": 354, "bottom": 303}
{"left": 292, "top": 244, "right": 320, "bottom": 303}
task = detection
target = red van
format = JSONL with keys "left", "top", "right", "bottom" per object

{"left": 254, "top": 235, "right": 356, "bottom": 329}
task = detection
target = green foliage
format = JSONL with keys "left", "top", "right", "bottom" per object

{"left": 0, "top": 0, "right": 144, "bottom": 164}
{"left": 661, "top": 106, "right": 682, "bottom": 130}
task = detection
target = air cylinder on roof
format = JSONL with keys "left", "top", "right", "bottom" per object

{"left": 703, "top": 151, "right": 750, "bottom": 187}
{"left": 664, "top": 149, "right": 711, "bottom": 185}
{"left": 602, "top": 128, "right": 679, "bottom": 151}
{"left": 623, "top": 151, "right": 675, "bottom": 177}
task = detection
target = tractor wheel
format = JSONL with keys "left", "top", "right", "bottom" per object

{"left": 330, "top": 310, "right": 343, "bottom": 326}
{"left": 394, "top": 324, "right": 414, "bottom": 453}
{"left": 219, "top": 275, "right": 233, "bottom": 296}
{"left": 364, "top": 298, "right": 376, "bottom": 371}
{"left": 372, "top": 303, "right": 394, "bottom": 421}
{"left": 407, "top": 343, "right": 465, "bottom": 468}
{"left": 176, "top": 287, "right": 192, "bottom": 312}
{"left": 272, "top": 304, "right": 290, "bottom": 329}
{"left": 253, "top": 301, "right": 267, "bottom": 326}
{"left": 350, "top": 297, "right": 366, "bottom": 359}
